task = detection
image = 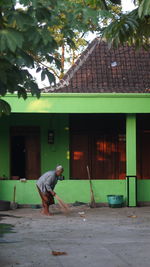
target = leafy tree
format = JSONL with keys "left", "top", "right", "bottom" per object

{"left": 0, "top": 0, "right": 101, "bottom": 114}
{"left": 48, "top": 31, "right": 88, "bottom": 79}
{"left": 102, "top": 0, "right": 150, "bottom": 48}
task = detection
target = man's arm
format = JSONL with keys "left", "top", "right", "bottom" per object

{"left": 45, "top": 175, "right": 56, "bottom": 196}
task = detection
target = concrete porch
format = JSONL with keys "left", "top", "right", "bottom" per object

{"left": 1, "top": 206, "right": 150, "bottom": 267}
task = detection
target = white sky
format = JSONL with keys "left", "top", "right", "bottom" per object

{"left": 121, "top": 0, "right": 136, "bottom": 12}
{"left": 29, "top": 0, "right": 136, "bottom": 88}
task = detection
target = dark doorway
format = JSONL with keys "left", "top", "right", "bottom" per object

{"left": 11, "top": 136, "right": 26, "bottom": 178}
{"left": 70, "top": 114, "right": 126, "bottom": 180}
{"left": 10, "top": 127, "right": 41, "bottom": 180}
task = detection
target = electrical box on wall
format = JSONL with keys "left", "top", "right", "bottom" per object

{"left": 48, "top": 130, "right": 54, "bottom": 144}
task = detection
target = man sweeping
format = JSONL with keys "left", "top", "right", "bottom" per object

{"left": 36, "top": 165, "right": 64, "bottom": 216}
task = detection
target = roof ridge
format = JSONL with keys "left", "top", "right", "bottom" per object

{"left": 58, "top": 38, "right": 100, "bottom": 87}
{"left": 43, "top": 38, "right": 100, "bottom": 92}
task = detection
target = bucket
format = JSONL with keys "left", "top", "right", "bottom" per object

{"left": 107, "top": 195, "right": 124, "bottom": 208}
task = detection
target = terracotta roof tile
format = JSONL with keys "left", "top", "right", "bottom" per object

{"left": 44, "top": 38, "right": 150, "bottom": 93}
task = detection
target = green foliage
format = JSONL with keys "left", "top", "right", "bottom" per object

{"left": 138, "top": 0, "right": 150, "bottom": 18}
{"left": 0, "top": 29, "right": 24, "bottom": 53}
{"left": 0, "top": 99, "right": 11, "bottom": 116}
{"left": 0, "top": 0, "right": 102, "bottom": 114}
{"left": 102, "top": 0, "right": 150, "bottom": 48}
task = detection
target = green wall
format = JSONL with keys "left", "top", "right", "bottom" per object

{"left": 137, "top": 180, "right": 150, "bottom": 202}
{"left": 0, "top": 180, "right": 126, "bottom": 204}
{"left": 1, "top": 179, "right": 150, "bottom": 205}
{"left": 2, "top": 93, "right": 150, "bottom": 114}
{"left": 0, "top": 113, "right": 69, "bottom": 179}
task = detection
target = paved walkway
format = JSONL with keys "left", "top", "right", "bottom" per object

{"left": 1, "top": 206, "right": 150, "bottom": 267}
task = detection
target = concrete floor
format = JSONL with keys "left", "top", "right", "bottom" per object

{"left": 1, "top": 205, "right": 150, "bottom": 267}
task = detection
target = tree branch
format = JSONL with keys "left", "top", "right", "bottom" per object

{"left": 26, "top": 51, "right": 60, "bottom": 79}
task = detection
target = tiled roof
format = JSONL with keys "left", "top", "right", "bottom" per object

{"left": 44, "top": 38, "right": 150, "bottom": 93}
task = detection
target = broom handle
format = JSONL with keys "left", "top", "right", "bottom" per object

{"left": 87, "top": 166, "right": 94, "bottom": 194}
{"left": 87, "top": 165, "right": 91, "bottom": 180}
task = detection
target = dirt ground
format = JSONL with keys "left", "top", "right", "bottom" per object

{"left": 1, "top": 205, "right": 150, "bottom": 267}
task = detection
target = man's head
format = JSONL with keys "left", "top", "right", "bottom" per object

{"left": 55, "top": 165, "right": 64, "bottom": 177}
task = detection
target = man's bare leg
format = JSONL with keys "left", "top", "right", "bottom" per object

{"left": 42, "top": 198, "right": 53, "bottom": 216}
{"left": 42, "top": 204, "right": 53, "bottom": 216}
{"left": 37, "top": 187, "right": 54, "bottom": 216}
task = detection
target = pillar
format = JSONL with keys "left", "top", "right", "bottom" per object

{"left": 126, "top": 114, "right": 137, "bottom": 207}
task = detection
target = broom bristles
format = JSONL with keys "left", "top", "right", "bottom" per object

{"left": 55, "top": 194, "right": 70, "bottom": 213}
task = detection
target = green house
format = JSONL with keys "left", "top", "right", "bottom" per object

{"left": 0, "top": 38, "right": 150, "bottom": 207}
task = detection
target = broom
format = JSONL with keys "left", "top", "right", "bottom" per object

{"left": 11, "top": 185, "right": 18, "bottom": 210}
{"left": 87, "top": 165, "right": 96, "bottom": 208}
{"left": 54, "top": 194, "right": 70, "bottom": 213}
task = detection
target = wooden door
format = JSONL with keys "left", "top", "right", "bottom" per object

{"left": 25, "top": 135, "right": 41, "bottom": 179}
{"left": 11, "top": 136, "right": 26, "bottom": 178}
{"left": 10, "top": 127, "right": 40, "bottom": 180}
{"left": 91, "top": 134, "right": 116, "bottom": 179}
{"left": 137, "top": 131, "right": 150, "bottom": 179}
{"left": 70, "top": 114, "right": 126, "bottom": 180}
{"left": 91, "top": 134, "right": 126, "bottom": 179}
{"left": 71, "top": 132, "right": 126, "bottom": 180}
{"left": 70, "top": 133, "right": 89, "bottom": 179}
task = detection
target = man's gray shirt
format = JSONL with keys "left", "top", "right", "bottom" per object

{"left": 36, "top": 170, "right": 58, "bottom": 194}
